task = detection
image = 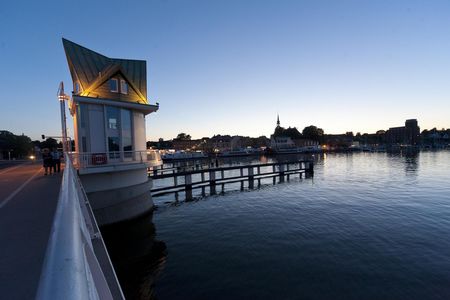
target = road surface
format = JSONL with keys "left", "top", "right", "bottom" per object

{"left": 0, "top": 162, "right": 62, "bottom": 299}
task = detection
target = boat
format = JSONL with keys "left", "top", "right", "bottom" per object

{"left": 218, "top": 148, "right": 263, "bottom": 157}
{"left": 162, "top": 150, "right": 207, "bottom": 161}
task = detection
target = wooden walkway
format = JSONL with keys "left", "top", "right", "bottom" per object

{"left": 150, "top": 160, "right": 313, "bottom": 200}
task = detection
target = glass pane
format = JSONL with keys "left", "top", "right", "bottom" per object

{"left": 121, "top": 109, "right": 132, "bottom": 157}
{"left": 79, "top": 103, "right": 87, "bottom": 128}
{"left": 107, "top": 106, "right": 119, "bottom": 130}
{"left": 108, "top": 137, "right": 120, "bottom": 159}
{"left": 123, "top": 136, "right": 132, "bottom": 157}
{"left": 121, "top": 109, "right": 131, "bottom": 131}
{"left": 109, "top": 79, "right": 118, "bottom": 92}
{"left": 82, "top": 136, "right": 87, "bottom": 152}
{"left": 121, "top": 80, "right": 128, "bottom": 94}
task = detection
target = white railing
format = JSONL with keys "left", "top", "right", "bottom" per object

{"left": 36, "top": 154, "right": 124, "bottom": 300}
{"left": 70, "top": 150, "right": 162, "bottom": 169}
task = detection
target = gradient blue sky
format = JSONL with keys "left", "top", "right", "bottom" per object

{"left": 1, "top": 0, "right": 449, "bottom": 141}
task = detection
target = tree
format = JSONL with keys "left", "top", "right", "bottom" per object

{"left": 273, "top": 125, "right": 303, "bottom": 139}
{"left": 302, "top": 126, "right": 324, "bottom": 142}
{"left": 0, "top": 130, "right": 33, "bottom": 159}
{"left": 41, "top": 138, "right": 59, "bottom": 150}
{"left": 15, "top": 134, "right": 32, "bottom": 157}
{"left": 175, "top": 133, "right": 191, "bottom": 140}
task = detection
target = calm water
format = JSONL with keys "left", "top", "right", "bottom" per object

{"left": 105, "top": 151, "right": 450, "bottom": 300}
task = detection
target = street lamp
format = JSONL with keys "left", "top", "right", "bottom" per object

{"left": 57, "top": 82, "right": 70, "bottom": 152}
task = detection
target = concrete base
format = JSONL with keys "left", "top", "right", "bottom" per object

{"left": 79, "top": 166, "right": 154, "bottom": 226}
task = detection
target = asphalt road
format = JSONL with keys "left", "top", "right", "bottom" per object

{"left": 0, "top": 160, "right": 29, "bottom": 170}
{"left": 0, "top": 162, "right": 62, "bottom": 299}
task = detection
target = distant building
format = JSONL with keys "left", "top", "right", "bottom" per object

{"left": 172, "top": 139, "right": 201, "bottom": 151}
{"left": 271, "top": 136, "right": 296, "bottom": 150}
{"left": 270, "top": 115, "right": 319, "bottom": 150}
{"left": 421, "top": 128, "right": 450, "bottom": 147}
{"left": 294, "top": 139, "right": 320, "bottom": 147}
{"left": 207, "top": 135, "right": 232, "bottom": 152}
{"left": 385, "top": 119, "right": 420, "bottom": 145}
{"left": 324, "top": 134, "right": 353, "bottom": 149}
{"left": 147, "top": 139, "right": 173, "bottom": 149}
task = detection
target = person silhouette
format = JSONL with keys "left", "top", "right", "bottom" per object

{"left": 51, "top": 149, "right": 62, "bottom": 173}
{"left": 42, "top": 148, "right": 52, "bottom": 175}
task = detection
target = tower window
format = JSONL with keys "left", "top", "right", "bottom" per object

{"left": 110, "top": 78, "right": 118, "bottom": 92}
{"left": 120, "top": 80, "right": 128, "bottom": 94}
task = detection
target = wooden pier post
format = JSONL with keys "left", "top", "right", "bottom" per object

{"left": 209, "top": 170, "right": 216, "bottom": 195}
{"left": 279, "top": 163, "right": 285, "bottom": 182}
{"left": 150, "top": 159, "right": 314, "bottom": 200}
{"left": 185, "top": 174, "right": 193, "bottom": 201}
{"left": 240, "top": 167, "right": 244, "bottom": 190}
{"left": 305, "top": 161, "right": 314, "bottom": 178}
{"left": 309, "top": 161, "right": 314, "bottom": 176}
{"left": 272, "top": 165, "right": 276, "bottom": 184}
{"left": 248, "top": 167, "right": 254, "bottom": 189}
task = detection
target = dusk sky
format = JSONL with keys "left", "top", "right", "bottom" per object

{"left": 1, "top": 0, "right": 450, "bottom": 141}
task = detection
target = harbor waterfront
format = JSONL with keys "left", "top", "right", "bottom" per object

{"left": 103, "top": 150, "right": 450, "bottom": 300}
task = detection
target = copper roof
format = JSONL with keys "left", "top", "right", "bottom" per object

{"left": 62, "top": 38, "right": 147, "bottom": 101}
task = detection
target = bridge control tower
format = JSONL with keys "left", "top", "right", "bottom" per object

{"left": 62, "top": 38, "right": 161, "bottom": 225}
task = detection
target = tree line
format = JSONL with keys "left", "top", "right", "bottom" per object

{"left": 0, "top": 130, "right": 62, "bottom": 159}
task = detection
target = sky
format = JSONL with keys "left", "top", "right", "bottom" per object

{"left": 1, "top": 0, "right": 450, "bottom": 141}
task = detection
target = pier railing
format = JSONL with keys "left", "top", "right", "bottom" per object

{"left": 36, "top": 154, "right": 124, "bottom": 300}
{"left": 150, "top": 160, "right": 314, "bottom": 200}
{"left": 70, "top": 150, "right": 162, "bottom": 169}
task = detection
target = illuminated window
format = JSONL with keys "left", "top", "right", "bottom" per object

{"left": 106, "top": 106, "right": 119, "bottom": 129}
{"left": 110, "top": 78, "right": 118, "bottom": 92}
{"left": 120, "top": 80, "right": 128, "bottom": 94}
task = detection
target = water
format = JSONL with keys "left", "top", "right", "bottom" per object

{"left": 104, "top": 151, "right": 450, "bottom": 300}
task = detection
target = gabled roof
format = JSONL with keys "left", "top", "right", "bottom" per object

{"left": 62, "top": 38, "right": 147, "bottom": 101}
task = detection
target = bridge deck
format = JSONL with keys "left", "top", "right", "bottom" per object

{"left": 0, "top": 161, "right": 62, "bottom": 299}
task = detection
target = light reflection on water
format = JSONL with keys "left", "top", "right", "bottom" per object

{"left": 109, "top": 151, "right": 450, "bottom": 300}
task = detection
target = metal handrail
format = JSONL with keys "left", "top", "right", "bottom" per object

{"left": 70, "top": 150, "right": 162, "bottom": 169}
{"left": 36, "top": 154, "right": 124, "bottom": 300}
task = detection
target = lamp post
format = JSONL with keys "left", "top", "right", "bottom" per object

{"left": 57, "top": 82, "right": 70, "bottom": 153}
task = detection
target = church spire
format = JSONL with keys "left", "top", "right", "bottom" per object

{"left": 277, "top": 114, "right": 280, "bottom": 127}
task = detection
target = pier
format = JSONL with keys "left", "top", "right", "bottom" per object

{"left": 150, "top": 160, "right": 314, "bottom": 200}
